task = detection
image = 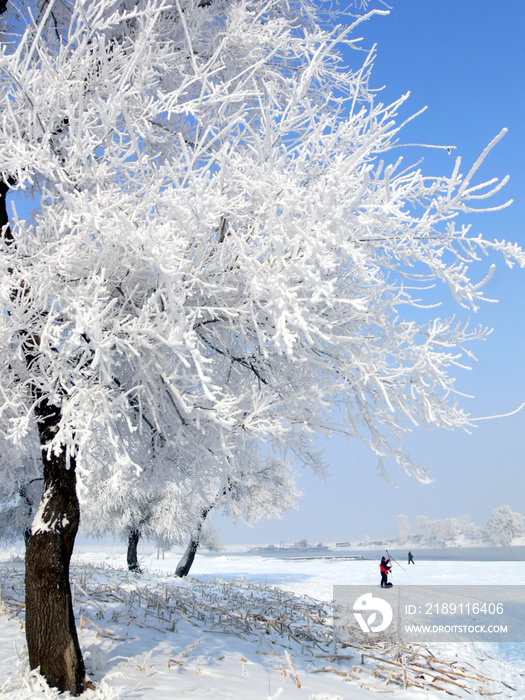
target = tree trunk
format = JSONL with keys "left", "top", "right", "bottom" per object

{"left": 175, "top": 532, "right": 201, "bottom": 577}
{"left": 175, "top": 507, "right": 211, "bottom": 577}
{"left": 25, "top": 400, "right": 86, "bottom": 695}
{"left": 127, "top": 528, "right": 142, "bottom": 572}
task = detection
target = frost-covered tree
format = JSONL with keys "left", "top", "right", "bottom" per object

{"left": 81, "top": 475, "right": 188, "bottom": 572}
{"left": 414, "top": 515, "right": 431, "bottom": 542}
{"left": 79, "top": 423, "right": 298, "bottom": 574}
{"left": 414, "top": 513, "right": 483, "bottom": 546}
{"left": 428, "top": 516, "right": 461, "bottom": 546}
{"left": 78, "top": 425, "right": 193, "bottom": 572}
{"left": 455, "top": 514, "right": 484, "bottom": 543}
{"left": 396, "top": 514, "right": 411, "bottom": 544}
{"left": 175, "top": 456, "right": 299, "bottom": 576}
{"left": 0, "top": 0, "right": 523, "bottom": 694}
{"left": 486, "top": 505, "right": 524, "bottom": 546}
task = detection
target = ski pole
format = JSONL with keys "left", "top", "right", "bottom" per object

{"left": 386, "top": 549, "right": 405, "bottom": 571}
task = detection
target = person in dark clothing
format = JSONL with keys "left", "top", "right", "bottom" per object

{"left": 408, "top": 551, "right": 415, "bottom": 565}
{"left": 380, "top": 556, "right": 391, "bottom": 587}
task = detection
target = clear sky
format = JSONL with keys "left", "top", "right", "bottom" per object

{"left": 214, "top": 0, "right": 525, "bottom": 545}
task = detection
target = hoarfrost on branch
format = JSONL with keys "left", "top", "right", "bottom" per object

{"left": 0, "top": 0, "right": 523, "bottom": 521}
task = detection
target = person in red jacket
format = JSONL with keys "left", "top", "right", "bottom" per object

{"left": 380, "top": 556, "right": 392, "bottom": 587}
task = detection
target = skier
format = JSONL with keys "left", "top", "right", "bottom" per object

{"left": 380, "top": 556, "right": 392, "bottom": 587}
{"left": 408, "top": 551, "right": 415, "bottom": 565}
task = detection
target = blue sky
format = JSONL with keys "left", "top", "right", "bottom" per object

{"left": 214, "top": 0, "right": 525, "bottom": 544}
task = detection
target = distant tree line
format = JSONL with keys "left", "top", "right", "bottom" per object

{"left": 396, "top": 506, "right": 525, "bottom": 547}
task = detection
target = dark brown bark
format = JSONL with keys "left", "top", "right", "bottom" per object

{"left": 24, "top": 398, "right": 87, "bottom": 696}
{"left": 127, "top": 528, "right": 142, "bottom": 572}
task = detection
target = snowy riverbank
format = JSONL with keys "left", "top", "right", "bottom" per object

{"left": 0, "top": 543, "right": 524, "bottom": 699}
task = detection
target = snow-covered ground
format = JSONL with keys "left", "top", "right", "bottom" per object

{"left": 0, "top": 542, "right": 524, "bottom": 699}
